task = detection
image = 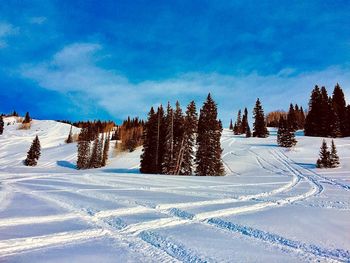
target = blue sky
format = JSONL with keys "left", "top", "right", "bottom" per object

{"left": 0, "top": 0, "right": 349, "bottom": 124}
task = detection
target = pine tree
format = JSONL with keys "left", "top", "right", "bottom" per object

{"left": 77, "top": 128, "right": 90, "bottom": 169}
{"left": 171, "top": 101, "right": 185, "bottom": 174}
{"left": 162, "top": 103, "right": 174, "bottom": 174}
{"left": 0, "top": 115, "right": 4, "bottom": 135}
{"left": 252, "top": 98, "right": 269, "bottom": 137}
{"left": 332, "top": 83, "right": 348, "bottom": 137}
{"left": 347, "top": 105, "right": 350, "bottom": 136}
{"left": 329, "top": 140, "right": 340, "bottom": 168}
{"left": 246, "top": 123, "right": 252, "bottom": 138}
{"left": 101, "top": 132, "right": 110, "bottom": 167}
{"left": 305, "top": 86, "right": 322, "bottom": 136}
{"left": 316, "top": 139, "right": 330, "bottom": 168}
{"left": 196, "top": 94, "right": 225, "bottom": 176}
{"left": 24, "top": 135, "right": 41, "bottom": 166}
{"left": 181, "top": 101, "right": 198, "bottom": 175}
{"left": 241, "top": 107, "right": 248, "bottom": 134}
{"left": 298, "top": 106, "right": 305, "bottom": 129}
{"left": 23, "top": 112, "right": 31, "bottom": 124}
{"left": 229, "top": 119, "right": 233, "bottom": 130}
{"left": 96, "top": 133, "right": 104, "bottom": 167}
{"left": 65, "top": 125, "right": 73, "bottom": 143}
{"left": 155, "top": 105, "right": 165, "bottom": 173}
{"left": 234, "top": 110, "right": 242, "bottom": 135}
{"left": 277, "top": 117, "right": 297, "bottom": 148}
{"left": 140, "top": 107, "right": 158, "bottom": 174}
{"left": 287, "top": 104, "right": 297, "bottom": 131}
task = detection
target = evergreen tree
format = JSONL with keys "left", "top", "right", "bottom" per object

{"left": 246, "top": 123, "right": 252, "bottom": 138}
{"left": 252, "top": 98, "right": 269, "bottom": 137}
{"left": 77, "top": 128, "right": 90, "bottom": 169}
{"left": 347, "top": 105, "right": 350, "bottom": 136}
{"left": 96, "top": 133, "right": 104, "bottom": 167}
{"left": 102, "top": 132, "right": 110, "bottom": 167}
{"left": 171, "top": 101, "right": 185, "bottom": 174}
{"left": 316, "top": 139, "right": 330, "bottom": 168}
{"left": 298, "top": 106, "right": 305, "bottom": 129}
{"left": 305, "top": 86, "right": 322, "bottom": 136}
{"left": 332, "top": 83, "right": 348, "bottom": 137}
{"left": 320, "top": 86, "right": 332, "bottom": 137}
{"left": 65, "top": 125, "right": 73, "bottom": 143}
{"left": 328, "top": 98, "right": 342, "bottom": 138}
{"left": 162, "top": 103, "right": 174, "bottom": 174}
{"left": 181, "top": 101, "right": 198, "bottom": 175}
{"left": 24, "top": 135, "right": 41, "bottom": 166}
{"left": 287, "top": 104, "right": 297, "bottom": 131}
{"left": 155, "top": 105, "right": 165, "bottom": 173}
{"left": 277, "top": 117, "right": 297, "bottom": 148}
{"left": 329, "top": 140, "right": 340, "bottom": 168}
{"left": 234, "top": 110, "right": 242, "bottom": 135}
{"left": 0, "top": 115, "right": 4, "bottom": 135}
{"left": 23, "top": 112, "right": 31, "bottom": 124}
{"left": 229, "top": 119, "right": 233, "bottom": 130}
{"left": 140, "top": 107, "right": 158, "bottom": 174}
{"left": 241, "top": 107, "right": 248, "bottom": 134}
{"left": 89, "top": 133, "right": 103, "bottom": 168}
{"left": 196, "top": 94, "right": 225, "bottom": 176}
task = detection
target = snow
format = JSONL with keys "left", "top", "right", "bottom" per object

{"left": 0, "top": 118, "right": 349, "bottom": 262}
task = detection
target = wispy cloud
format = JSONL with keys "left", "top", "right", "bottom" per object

{"left": 20, "top": 43, "right": 350, "bottom": 124}
{"left": 29, "top": 16, "right": 47, "bottom": 25}
{"left": 0, "top": 22, "right": 18, "bottom": 48}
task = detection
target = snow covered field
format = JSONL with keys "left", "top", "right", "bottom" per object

{"left": 0, "top": 118, "right": 349, "bottom": 262}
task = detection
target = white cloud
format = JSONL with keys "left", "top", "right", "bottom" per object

{"left": 29, "top": 16, "right": 47, "bottom": 25}
{"left": 0, "top": 22, "right": 18, "bottom": 48}
{"left": 20, "top": 42, "right": 350, "bottom": 124}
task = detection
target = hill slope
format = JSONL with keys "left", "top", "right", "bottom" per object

{"left": 0, "top": 118, "right": 349, "bottom": 262}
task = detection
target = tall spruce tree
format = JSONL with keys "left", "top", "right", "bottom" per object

{"left": 287, "top": 104, "right": 297, "bottom": 131}
{"left": 246, "top": 123, "right": 252, "bottom": 138}
{"left": 316, "top": 139, "right": 330, "bottom": 168}
{"left": 77, "top": 127, "right": 91, "bottom": 169}
{"left": 252, "top": 98, "right": 269, "bottom": 137}
{"left": 305, "top": 86, "right": 321, "bottom": 136}
{"left": 329, "top": 140, "right": 340, "bottom": 168}
{"left": 65, "top": 125, "right": 73, "bottom": 143}
{"left": 234, "top": 110, "right": 242, "bottom": 135}
{"left": 241, "top": 107, "right": 248, "bottom": 134}
{"left": 347, "top": 105, "right": 350, "bottom": 136}
{"left": 162, "top": 103, "right": 174, "bottom": 174}
{"left": 101, "top": 132, "right": 110, "bottom": 167}
{"left": 170, "top": 101, "right": 185, "bottom": 175}
{"left": 155, "top": 105, "right": 165, "bottom": 173}
{"left": 332, "top": 84, "right": 348, "bottom": 137}
{"left": 195, "top": 94, "right": 225, "bottom": 176}
{"left": 24, "top": 135, "right": 41, "bottom": 166}
{"left": 0, "top": 115, "right": 4, "bottom": 135}
{"left": 140, "top": 107, "right": 158, "bottom": 174}
{"left": 181, "top": 101, "right": 198, "bottom": 175}
{"left": 89, "top": 135, "right": 99, "bottom": 168}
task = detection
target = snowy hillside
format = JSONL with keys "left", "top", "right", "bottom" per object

{"left": 0, "top": 118, "right": 349, "bottom": 262}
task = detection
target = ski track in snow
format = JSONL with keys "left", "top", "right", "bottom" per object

{"left": 0, "top": 229, "right": 109, "bottom": 257}
{"left": 1, "top": 123, "right": 349, "bottom": 262}
{"left": 207, "top": 218, "right": 350, "bottom": 262}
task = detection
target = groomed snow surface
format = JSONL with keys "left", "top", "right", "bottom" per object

{"left": 0, "top": 118, "right": 349, "bottom": 262}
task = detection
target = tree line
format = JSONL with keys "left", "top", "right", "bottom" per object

{"left": 76, "top": 126, "right": 111, "bottom": 170}
{"left": 140, "top": 94, "right": 224, "bottom": 176}
{"left": 305, "top": 84, "right": 350, "bottom": 137}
